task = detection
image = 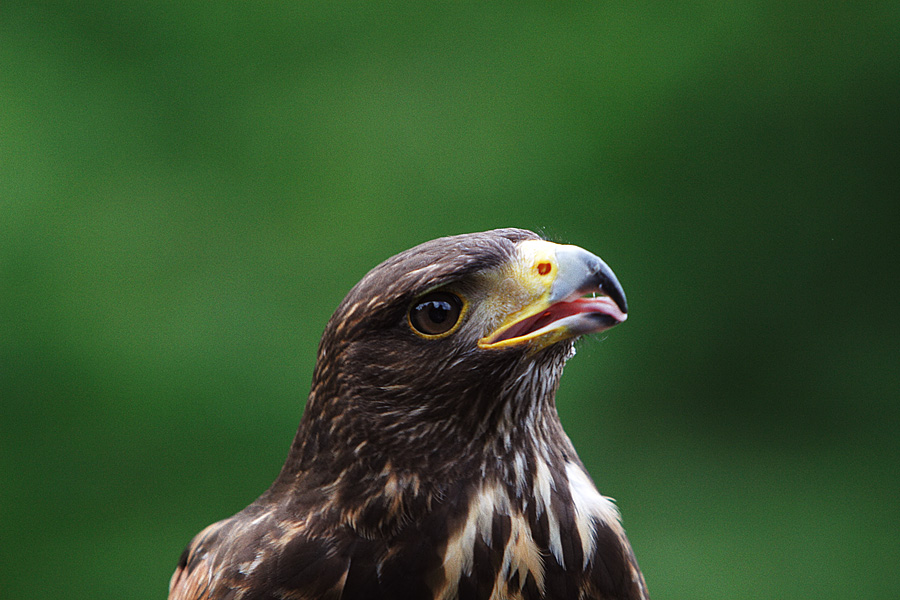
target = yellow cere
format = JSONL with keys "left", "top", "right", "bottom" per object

{"left": 477, "top": 240, "right": 563, "bottom": 350}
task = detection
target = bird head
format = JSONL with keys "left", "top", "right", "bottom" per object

{"left": 291, "top": 229, "right": 627, "bottom": 476}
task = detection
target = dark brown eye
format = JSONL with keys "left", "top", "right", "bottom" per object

{"left": 409, "top": 292, "right": 464, "bottom": 336}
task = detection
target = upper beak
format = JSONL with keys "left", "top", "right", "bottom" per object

{"left": 478, "top": 240, "right": 628, "bottom": 350}
{"left": 548, "top": 244, "right": 628, "bottom": 313}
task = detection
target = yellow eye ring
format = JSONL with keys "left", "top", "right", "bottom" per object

{"left": 408, "top": 291, "right": 467, "bottom": 338}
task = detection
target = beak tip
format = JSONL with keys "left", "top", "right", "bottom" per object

{"left": 613, "top": 289, "right": 628, "bottom": 315}
{"left": 590, "top": 257, "right": 627, "bottom": 315}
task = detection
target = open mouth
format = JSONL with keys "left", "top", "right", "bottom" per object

{"left": 481, "top": 294, "right": 627, "bottom": 348}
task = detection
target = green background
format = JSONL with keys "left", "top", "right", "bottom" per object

{"left": 2, "top": 2, "right": 898, "bottom": 598}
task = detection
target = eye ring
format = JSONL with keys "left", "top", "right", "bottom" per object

{"left": 408, "top": 291, "right": 466, "bottom": 338}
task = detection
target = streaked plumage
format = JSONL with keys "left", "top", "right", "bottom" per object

{"left": 169, "top": 228, "right": 649, "bottom": 600}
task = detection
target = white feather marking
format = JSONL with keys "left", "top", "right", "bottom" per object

{"left": 565, "top": 462, "right": 622, "bottom": 568}
{"left": 535, "top": 458, "right": 564, "bottom": 568}
{"left": 247, "top": 511, "right": 271, "bottom": 527}
{"left": 238, "top": 550, "right": 265, "bottom": 576}
{"left": 342, "top": 301, "right": 360, "bottom": 319}
{"left": 499, "top": 512, "right": 545, "bottom": 595}
{"left": 439, "top": 485, "right": 505, "bottom": 599}
{"left": 513, "top": 452, "right": 527, "bottom": 496}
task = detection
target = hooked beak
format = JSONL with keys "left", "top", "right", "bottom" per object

{"left": 478, "top": 240, "right": 628, "bottom": 350}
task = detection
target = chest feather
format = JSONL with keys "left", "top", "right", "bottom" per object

{"left": 436, "top": 460, "right": 621, "bottom": 599}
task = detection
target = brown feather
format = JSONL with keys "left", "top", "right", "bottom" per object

{"left": 169, "top": 229, "right": 648, "bottom": 600}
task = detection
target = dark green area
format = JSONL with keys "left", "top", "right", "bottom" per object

{"left": 2, "top": 2, "right": 898, "bottom": 598}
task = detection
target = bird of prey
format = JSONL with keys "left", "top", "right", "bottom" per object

{"left": 169, "top": 228, "right": 648, "bottom": 600}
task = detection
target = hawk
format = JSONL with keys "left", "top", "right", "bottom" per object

{"left": 169, "top": 228, "right": 648, "bottom": 600}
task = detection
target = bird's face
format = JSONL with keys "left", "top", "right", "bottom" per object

{"left": 309, "top": 229, "right": 627, "bottom": 439}
{"left": 395, "top": 239, "right": 627, "bottom": 366}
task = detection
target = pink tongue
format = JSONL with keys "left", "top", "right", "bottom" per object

{"left": 495, "top": 296, "right": 626, "bottom": 342}
{"left": 567, "top": 296, "right": 628, "bottom": 323}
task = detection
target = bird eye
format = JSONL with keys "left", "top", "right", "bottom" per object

{"left": 409, "top": 292, "right": 464, "bottom": 337}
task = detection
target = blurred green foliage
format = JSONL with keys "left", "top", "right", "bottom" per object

{"left": 2, "top": 1, "right": 898, "bottom": 598}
